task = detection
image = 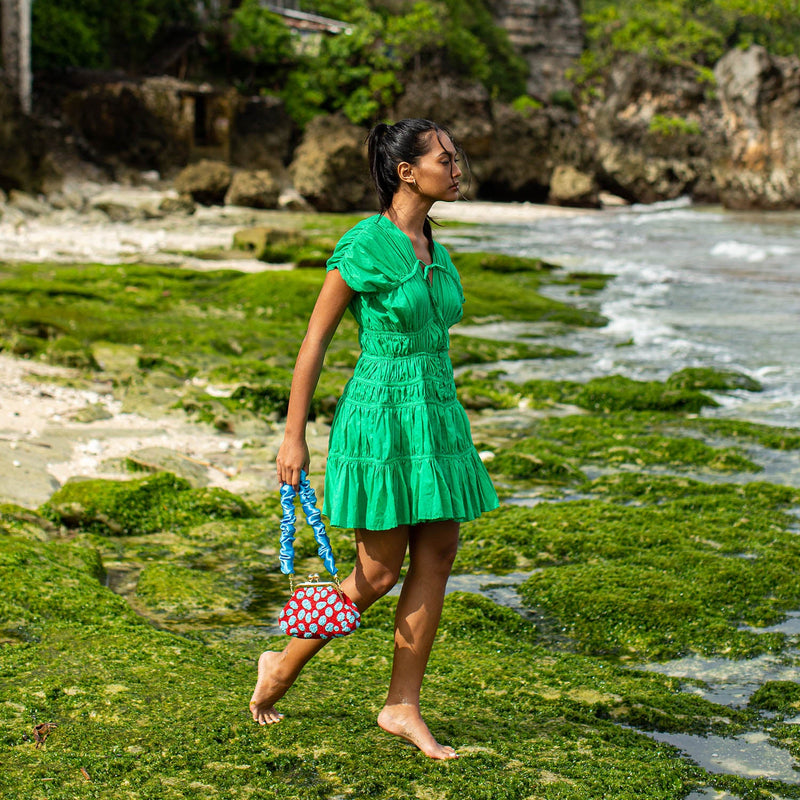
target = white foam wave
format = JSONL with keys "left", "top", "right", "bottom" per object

{"left": 711, "top": 240, "right": 795, "bottom": 263}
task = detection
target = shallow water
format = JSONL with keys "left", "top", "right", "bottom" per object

{"left": 642, "top": 729, "right": 800, "bottom": 783}
{"left": 444, "top": 199, "right": 800, "bottom": 430}
{"left": 642, "top": 651, "right": 800, "bottom": 709}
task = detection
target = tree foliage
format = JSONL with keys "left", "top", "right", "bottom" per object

{"left": 32, "top": 0, "right": 199, "bottom": 71}
{"left": 275, "top": 0, "right": 527, "bottom": 124}
{"left": 580, "top": 0, "right": 800, "bottom": 81}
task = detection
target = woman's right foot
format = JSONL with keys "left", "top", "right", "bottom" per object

{"left": 377, "top": 704, "right": 458, "bottom": 760}
{"left": 249, "top": 651, "right": 291, "bottom": 725}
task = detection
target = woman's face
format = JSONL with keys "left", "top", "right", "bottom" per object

{"left": 408, "top": 131, "right": 462, "bottom": 202}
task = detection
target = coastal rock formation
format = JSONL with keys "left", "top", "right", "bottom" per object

{"left": 588, "top": 55, "right": 716, "bottom": 204}
{"left": 174, "top": 159, "right": 232, "bottom": 205}
{"left": 62, "top": 77, "right": 198, "bottom": 173}
{"left": 224, "top": 169, "right": 280, "bottom": 209}
{"left": 713, "top": 46, "right": 800, "bottom": 210}
{"left": 288, "top": 114, "right": 374, "bottom": 212}
{"left": 489, "top": 0, "right": 584, "bottom": 100}
{"left": 229, "top": 95, "right": 294, "bottom": 172}
{"left": 0, "top": 83, "right": 48, "bottom": 192}
{"left": 549, "top": 164, "right": 600, "bottom": 207}
{"left": 475, "top": 103, "right": 589, "bottom": 202}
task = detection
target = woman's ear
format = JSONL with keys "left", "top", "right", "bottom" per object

{"left": 397, "top": 161, "right": 415, "bottom": 186}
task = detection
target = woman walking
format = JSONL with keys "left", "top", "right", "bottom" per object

{"left": 250, "top": 118, "right": 498, "bottom": 759}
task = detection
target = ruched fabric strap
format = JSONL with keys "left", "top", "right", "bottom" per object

{"left": 278, "top": 470, "right": 338, "bottom": 578}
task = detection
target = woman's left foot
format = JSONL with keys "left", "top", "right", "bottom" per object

{"left": 377, "top": 704, "right": 458, "bottom": 760}
{"left": 249, "top": 651, "right": 290, "bottom": 725}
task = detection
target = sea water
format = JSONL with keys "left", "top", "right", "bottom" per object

{"left": 444, "top": 199, "right": 800, "bottom": 431}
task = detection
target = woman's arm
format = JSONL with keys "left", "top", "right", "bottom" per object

{"left": 276, "top": 269, "right": 354, "bottom": 489}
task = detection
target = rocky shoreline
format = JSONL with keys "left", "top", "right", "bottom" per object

{"left": 4, "top": 44, "right": 800, "bottom": 215}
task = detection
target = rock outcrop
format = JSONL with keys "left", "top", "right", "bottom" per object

{"left": 0, "top": 83, "right": 49, "bottom": 193}
{"left": 288, "top": 115, "right": 374, "bottom": 212}
{"left": 490, "top": 0, "right": 584, "bottom": 100}
{"left": 62, "top": 77, "right": 199, "bottom": 173}
{"left": 587, "top": 55, "right": 717, "bottom": 204}
{"left": 549, "top": 164, "right": 600, "bottom": 207}
{"left": 174, "top": 160, "right": 232, "bottom": 205}
{"left": 224, "top": 169, "right": 280, "bottom": 209}
{"left": 712, "top": 46, "right": 800, "bottom": 210}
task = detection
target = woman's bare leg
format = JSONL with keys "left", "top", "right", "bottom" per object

{"left": 250, "top": 525, "right": 410, "bottom": 724}
{"left": 377, "top": 520, "right": 460, "bottom": 759}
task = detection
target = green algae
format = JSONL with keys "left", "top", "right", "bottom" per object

{"left": 41, "top": 472, "right": 252, "bottom": 536}
{"left": 3, "top": 224, "right": 800, "bottom": 796}
{"left": 666, "top": 367, "right": 763, "bottom": 393}
{"left": 485, "top": 412, "right": 762, "bottom": 487}
{"left": 1, "top": 519, "right": 750, "bottom": 799}
{"left": 748, "top": 681, "right": 800, "bottom": 713}
{"left": 452, "top": 251, "right": 607, "bottom": 327}
{"left": 459, "top": 476, "right": 800, "bottom": 662}
{"left": 449, "top": 334, "right": 577, "bottom": 367}
{"left": 685, "top": 418, "right": 800, "bottom": 451}
{"left": 457, "top": 373, "right": 721, "bottom": 415}
{"left": 5, "top": 474, "right": 800, "bottom": 796}
{"left": 525, "top": 375, "right": 717, "bottom": 414}
{"left": 558, "top": 271, "right": 616, "bottom": 295}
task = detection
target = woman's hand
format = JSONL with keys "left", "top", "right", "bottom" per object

{"left": 276, "top": 436, "right": 310, "bottom": 491}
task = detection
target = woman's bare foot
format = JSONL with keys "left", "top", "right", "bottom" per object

{"left": 249, "top": 651, "right": 292, "bottom": 725}
{"left": 377, "top": 704, "right": 458, "bottom": 760}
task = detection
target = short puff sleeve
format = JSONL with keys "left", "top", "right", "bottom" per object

{"left": 326, "top": 217, "right": 414, "bottom": 294}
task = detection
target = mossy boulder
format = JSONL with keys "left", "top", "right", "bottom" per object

{"left": 520, "top": 375, "right": 717, "bottom": 414}
{"left": 224, "top": 169, "right": 280, "bottom": 209}
{"left": 452, "top": 252, "right": 555, "bottom": 274}
{"left": 666, "top": 367, "right": 763, "bottom": 393}
{"left": 45, "top": 336, "right": 99, "bottom": 370}
{"left": 41, "top": 472, "right": 252, "bottom": 536}
{"left": 491, "top": 446, "right": 585, "bottom": 484}
{"left": 136, "top": 562, "right": 243, "bottom": 620}
{"left": 748, "top": 680, "right": 800, "bottom": 713}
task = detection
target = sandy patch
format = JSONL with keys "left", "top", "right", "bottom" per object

{"left": 0, "top": 354, "right": 292, "bottom": 508}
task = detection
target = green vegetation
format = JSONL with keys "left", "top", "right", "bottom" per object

{"left": 460, "top": 476, "right": 800, "bottom": 661}
{"left": 648, "top": 115, "right": 703, "bottom": 138}
{"left": 749, "top": 681, "right": 800, "bottom": 713}
{"left": 580, "top": 0, "right": 800, "bottom": 84}
{"left": 41, "top": 472, "right": 252, "bottom": 536}
{"left": 32, "top": 0, "right": 197, "bottom": 71}
{"left": 31, "top": 0, "right": 800, "bottom": 134}
{"left": 457, "top": 373, "right": 720, "bottom": 414}
{"left": 484, "top": 411, "right": 760, "bottom": 487}
{"left": 32, "top": 0, "right": 527, "bottom": 125}
{"left": 0, "top": 243, "right": 603, "bottom": 431}
{"left": 258, "top": 0, "right": 528, "bottom": 123}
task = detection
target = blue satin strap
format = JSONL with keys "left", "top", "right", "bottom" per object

{"left": 278, "top": 470, "right": 338, "bottom": 578}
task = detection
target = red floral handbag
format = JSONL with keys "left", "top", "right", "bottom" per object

{"left": 277, "top": 472, "right": 361, "bottom": 639}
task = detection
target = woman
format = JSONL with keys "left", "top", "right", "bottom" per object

{"left": 250, "top": 118, "right": 498, "bottom": 760}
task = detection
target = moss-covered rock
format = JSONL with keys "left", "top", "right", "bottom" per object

{"left": 459, "top": 477, "right": 800, "bottom": 661}
{"left": 41, "top": 472, "right": 252, "bottom": 536}
{"left": 45, "top": 335, "right": 99, "bottom": 370}
{"left": 749, "top": 680, "right": 800, "bottom": 713}
{"left": 449, "top": 334, "right": 577, "bottom": 367}
{"left": 490, "top": 444, "right": 586, "bottom": 483}
{"left": 451, "top": 251, "right": 555, "bottom": 274}
{"left": 666, "top": 366, "right": 763, "bottom": 393}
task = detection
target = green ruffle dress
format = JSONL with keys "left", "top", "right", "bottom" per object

{"left": 322, "top": 214, "right": 499, "bottom": 531}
